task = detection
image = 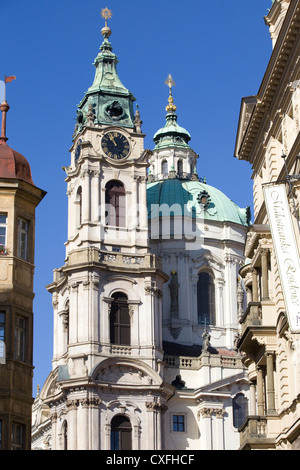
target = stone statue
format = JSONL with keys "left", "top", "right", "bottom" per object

{"left": 233, "top": 333, "right": 240, "bottom": 351}
{"left": 134, "top": 105, "right": 143, "bottom": 133}
{"left": 202, "top": 330, "right": 211, "bottom": 352}
{"left": 86, "top": 102, "right": 95, "bottom": 127}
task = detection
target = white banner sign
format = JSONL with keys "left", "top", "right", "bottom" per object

{"left": 263, "top": 183, "right": 300, "bottom": 332}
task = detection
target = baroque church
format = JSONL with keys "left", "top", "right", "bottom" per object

{"left": 31, "top": 10, "right": 251, "bottom": 450}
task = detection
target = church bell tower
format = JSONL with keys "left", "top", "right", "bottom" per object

{"left": 44, "top": 9, "right": 171, "bottom": 450}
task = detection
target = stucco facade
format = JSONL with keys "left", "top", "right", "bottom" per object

{"left": 235, "top": 0, "right": 300, "bottom": 450}
{"left": 32, "top": 14, "right": 250, "bottom": 451}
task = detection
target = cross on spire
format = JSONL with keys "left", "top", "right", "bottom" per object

{"left": 165, "top": 74, "right": 175, "bottom": 92}
{"left": 165, "top": 74, "right": 177, "bottom": 113}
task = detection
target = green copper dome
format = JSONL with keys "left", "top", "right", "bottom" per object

{"left": 153, "top": 111, "right": 191, "bottom": 150}
{"left": 153, "top": 83, "right": 191, "bottom": 150}
{"left": 147, "top": 178, "right": 250, "bottom": 226}
{"left": 74, "top": 21, "right": 136, "bottom": 136}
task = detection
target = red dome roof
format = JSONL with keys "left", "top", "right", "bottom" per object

{"left": 0, "top": 139, "right": 34, "bottom": 185}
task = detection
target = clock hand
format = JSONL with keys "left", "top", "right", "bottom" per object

{"left": 108, "top": 134, "right": 117, "bottom": 146}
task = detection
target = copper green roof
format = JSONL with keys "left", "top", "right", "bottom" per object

{"left": 147, "top": 178, "right": 250, "bottom": 226}
{"left": 153, "top": 110, "right": 191, "bottom": 150}
{"left": 75, "top": 25, "right": 136, "bottom": 134}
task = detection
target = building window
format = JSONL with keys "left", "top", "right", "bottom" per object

{"left": 11, "top": 423, "right": 25, "bottom": 450}
{"left": 17, "top": 218, "right": 28, "bottom": 261}
{"left": 76, "top": 187, "right": 82, "bottom": 226}
{"left": 0, "top": 312, "right": 5, "bottom": 363}
{"left": 0, "top": 213, "right": 7, "bottom": 247}
{"left": 233, "top": 393, "right": 248, "bottom": 429}
{"left": 177, "top": 159, "right": 183, "bottom": 175}
{"left": 105, "top": 180, "right": 126, "bottom": 227}
{"left": 111, "top": 415, "right": 132, "bottom": 450}
{"left": 110, "top": 292, "right": 130, "bottom": 346}
{"left": 161, "top": 160, "right": 168, "bottom": 176}
{"left": 14, "top": 316, "right": 26, "bottom": 362}
{"left": 197, "top": 271, "right": 216, "bottom": 325}
{"left": 172, "top": 414, "right": 185, "bottom": 432}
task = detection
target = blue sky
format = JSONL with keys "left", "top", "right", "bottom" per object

{"left": 1, "top": 0, "right": 272, "bottom": 395}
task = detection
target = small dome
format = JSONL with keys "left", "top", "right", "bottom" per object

{"left": 147, "top": 178, "right": 249, "bottom": 226}
{"left": 0, "top": 139, "right": 34, "bottom": 185}
{"left": 153, "top": 112, "right": 191, "bottom": 150}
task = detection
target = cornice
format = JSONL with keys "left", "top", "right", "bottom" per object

{"left": 237, "top": 1, "right": 300, "bottom": 162}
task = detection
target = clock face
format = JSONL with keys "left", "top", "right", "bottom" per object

{"left": 101, "top": 131, "right": 130, "bottom": 160}
{"left": 75, "top": 139, "right": 82, "bottom": 162}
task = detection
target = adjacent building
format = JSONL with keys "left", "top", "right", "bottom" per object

{"left": 0, "top": 97, "right": 45, "bottom": 449}
{"left": 32, "top": 13, "right": 251, "bottom": 450}
{"left": 235, "top": 0, "right": 300, "bottom": 450}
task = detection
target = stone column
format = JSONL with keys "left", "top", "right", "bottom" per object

{"left": 266, "top": 353, "right": 276, "bottom": 414}
{"left": 82, "top": 168, "right": 91, "bottom": 223}
{"left": 100, "top": 187, "right": 106, "bottom": 225}
{"left": 50, "top": 412, "right": 57, "bottom": 450}
{"left": 140, "top": 176, "right": 148, "bottom": 232}
{"left": 66, "top": 399, "right": 78, "bottom": 450}
{"left": 105, "top": 422, "right": 111, "bottom": 450}
{"left": 52, "top": 294, "right": 59, "bottom": 361}
{"left": 145, "top": 401, "right": 161, "bottom": 450}
{"left": 261, "top": 249, "right": 269, "bottom": 300}
{"left": 256, "top": 367, "right": 264, "bottom": 416}
{"left": 66, "top": 185, "right": 74, "bottom": 239}
{"left": 90, "top": 399, "right": 101, "bottom": 450}
{"left": 78, "top": 399, "right": 89, "bottom": 450}
{"left": 101, "top": 297, "right": 112, "bottom": 346}
{"left": 92, "top": 170, "right": 100, "bottom": 223}
{"left": 199, "top": 408, "right": 212, "bottom": 450}
{"left": 252, "top": 269, "right": 258, "bottom": 302}
{"left": 133, "top": 424, "right": 142, "bottom": 451}
{"left": 249, "top": 382, "right": 257, "bottom": 415}
{"left": 128, "top": 302, "right": 138, "bottom": 348}
{"left": 69, "top": 282, "right": 79, "bottom": 344}
{"left": 145, "top": 284, "right": 156, "bottom": 348}
{"left": 214, "top": 409, "right": 225, "bottom": 450}
{"left": 217, "top": 279, "right": 225, "bottom": 326}
{"left": 91, "top": 278, "right": 99, "bottom": 343}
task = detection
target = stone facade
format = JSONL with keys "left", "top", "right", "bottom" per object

{"left": 32, "top": 16, "right": 250, "bottom": 451}
{"left": 235, "top": 0, "right": 300, "bottom": 450}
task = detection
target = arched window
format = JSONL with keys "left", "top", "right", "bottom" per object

{"left": 110, "top": 292, "right": 130, "bottom": 345}
{"left": 161, "top": 160, "right": 168, "bottom": 176}
{"left": 232, "top": 393, "right": 248, "bottom": 429}
{"left": 197, "top": 271, "right": 216, "bottom": 325}
{"left": 111, "top": 415, "right": 132, "bottom": 450}
{"left": 177, "top": 159, "right": 183, "bottom": 175}
{"left": 76, "top": 187, "right": 82, "bottom": 226}
{"left": 105, "top": 180, "right": 126, "bottom": 227}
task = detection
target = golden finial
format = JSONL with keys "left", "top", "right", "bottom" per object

{"left": 101, "top": 7, "right": 112, "bottom": 26}
{"left": 101, "top": 7, "right": 112, "bottom": 37}
{"left": 165, "top": 74, "right": 177, "bottom": 112}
